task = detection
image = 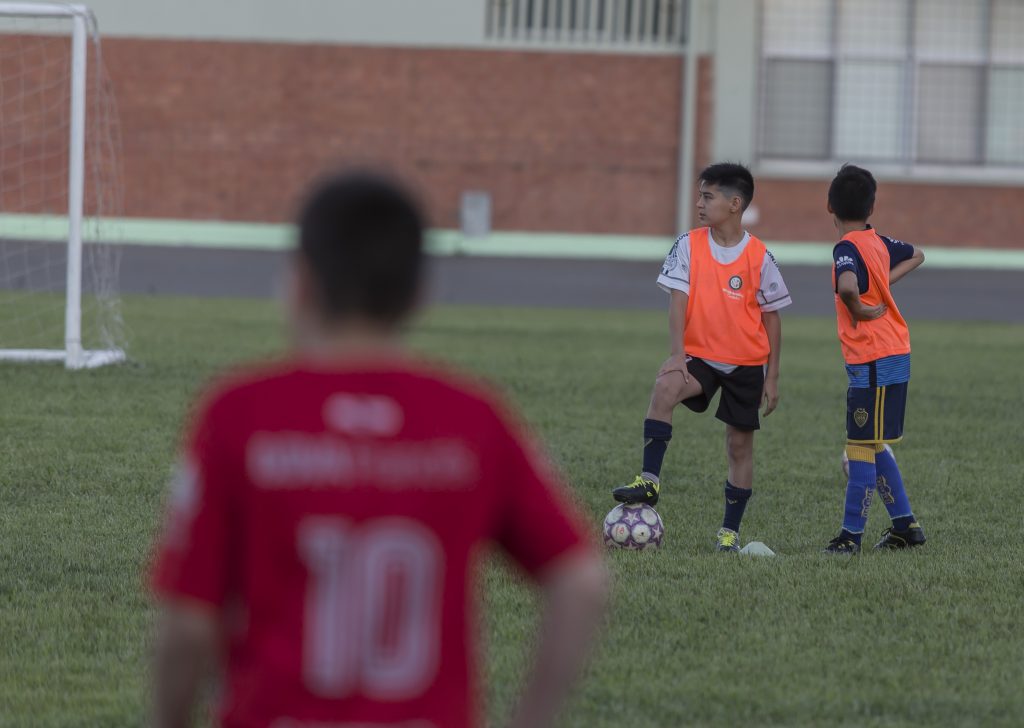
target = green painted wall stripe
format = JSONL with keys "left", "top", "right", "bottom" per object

{"left": 0, "top": 214, "right": 292, "bottom": 250}
{"left": 2, "top": 213, "right": 1024, "bottom": 270}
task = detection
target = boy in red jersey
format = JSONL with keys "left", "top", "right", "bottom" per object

{"left": 823, "top": 164, "right": 926, "bottom": 554}
{"left": 612, "top": 163, "right": 791, "bottom": 552}
{"left": 150, "top": 173, "right": 607, "bottom": 728}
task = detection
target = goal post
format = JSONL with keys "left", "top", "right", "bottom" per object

{"left": 0, "top": 2, "right": 125, "bottom": 369}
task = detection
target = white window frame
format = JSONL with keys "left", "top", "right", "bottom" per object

{"left": 755, "top": 0, "right": 1024, "bottom": 185}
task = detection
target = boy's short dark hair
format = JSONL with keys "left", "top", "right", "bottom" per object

{"left": 698, "top": 162, "right": 755, "bottom": 210}
{"left": 298, "top": 172, "right": 425, "bottom": 326}
{"left": 828, "top": 164, "right": 877, "bottom": 221}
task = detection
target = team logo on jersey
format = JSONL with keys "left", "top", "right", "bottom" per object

{"left": 168, "top": 457, "right": 199, "bottom": 511}
{"left": 164, "top": 457, "right": 200, "bottom": 546}
{"left": 728, "top": 275, "right": 743, "bottom": 290}
{"left": 662, "top": 241, "right": 679, "bottom": 276}
{"left": 853, "top": 408, "right": 869, "bottom": 428}
{"left": 324, "top": 393, "right": 404, "bottom": 437}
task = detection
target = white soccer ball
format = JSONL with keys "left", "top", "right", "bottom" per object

{"left": 841, "top": 443, "right": 894, "bottom": 479}
{"left": 603, "top": 503, "right": 664, "bottom": 550}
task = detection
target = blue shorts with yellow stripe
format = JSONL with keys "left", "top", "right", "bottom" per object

{"left": 845, "top": 354, "right": 910, "bottom": 444}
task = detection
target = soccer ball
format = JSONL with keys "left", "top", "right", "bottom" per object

{"left": 841, "top": 443, "right": 894, "bottom": 478}
{"left": 603, "top": 503, "right": 664, "bottom": 550}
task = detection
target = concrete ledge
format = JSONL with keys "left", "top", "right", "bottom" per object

{"left": 2, "top": 214, "right": 1023, "bottom": 269}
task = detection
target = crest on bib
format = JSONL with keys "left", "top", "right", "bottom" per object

{"left": 728, "top": 275, "right": 743, "bottom": 290}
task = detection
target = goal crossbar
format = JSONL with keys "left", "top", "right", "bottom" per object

{"left": 0, "top": 4, "right": 92, "bottom": 19}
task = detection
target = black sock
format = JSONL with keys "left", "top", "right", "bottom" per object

{"left": 641, "top": 419, "right": 673, "bottom": 478}
{"left": 893, "top": 515, "right": 915, "bottom": 531}
{"left": 722, "top": 481, "right": 751, "bottom": 533}
{"left": 840, "top": 528, "right": 863, "bottom": 546}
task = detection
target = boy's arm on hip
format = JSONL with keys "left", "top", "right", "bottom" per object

{"left": 890, "top": 246, "right": 925, "bottom": 285}
{"left": 837, "top": 270, "right": 863, "bottom": 311}
{"left": 837, "top": 271, "right": 886, "bottom": 323}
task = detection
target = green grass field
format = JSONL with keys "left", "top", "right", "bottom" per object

{"left": 1, "top": 296, "right": 1022, "bottom": 727}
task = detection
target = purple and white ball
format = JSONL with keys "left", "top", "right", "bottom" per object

{"left": 603, "top": 503, "right": 664, "bottom": 550}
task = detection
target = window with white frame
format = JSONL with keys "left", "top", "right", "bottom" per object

{"left": 758, "top": 0, "right": 1024, "bottom": 167}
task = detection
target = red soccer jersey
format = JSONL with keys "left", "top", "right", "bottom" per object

{"left": 151, "top": 357, "right": 591, "bottom": 728}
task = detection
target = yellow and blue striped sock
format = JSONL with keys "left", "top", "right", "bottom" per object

{"left": 875, "top": 445, "right": 915, "bottom": 531}
{"left": 841, "top": 444, "right": 876, "bottom": 544}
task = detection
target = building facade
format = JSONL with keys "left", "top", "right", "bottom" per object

{"left": 18, "top": 0, "right": 1024, "bottom": 248}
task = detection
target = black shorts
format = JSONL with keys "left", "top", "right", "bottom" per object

{"left": 680, "top": 356, "right": 764, "bottom": 431}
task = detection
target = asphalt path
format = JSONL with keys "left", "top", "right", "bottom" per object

{"left": 115, "top": 246, "right": 1021, "bottom": 323}
{"left": 2, "top": 242, "right": 1021, "bottom": 322}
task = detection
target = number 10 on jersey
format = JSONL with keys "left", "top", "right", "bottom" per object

{"left": 298, "top": 517, "right": 445, "bottom": 699}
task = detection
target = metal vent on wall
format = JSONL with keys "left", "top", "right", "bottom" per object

{"left": 486, "top": 0, "right": 688, "bottom": 49}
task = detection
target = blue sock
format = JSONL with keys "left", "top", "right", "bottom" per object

{"left": 722, "top": 481, "right": 751, "bottom": 533}
{"left": 842, "top": 457, "right": 876, "bottom": 544}
{"left": 642, "top": 419, "right": 672, "bottom": 478}
{"left": 875, "top": 448, "right": 915, "bottom": 531}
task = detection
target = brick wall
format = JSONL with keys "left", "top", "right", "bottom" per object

{"left": 14, "top": 36, "right": 1016, "bottom": 249}
{"left": 106, "top": 38, "right": 707, "bottom": 236}
{"left": 754, "top": 179, "right": 1024, "bottom": 249}
{"left": 0, "top": 36, "right": 72, "bottom": 215}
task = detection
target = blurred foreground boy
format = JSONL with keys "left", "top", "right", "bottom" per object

{"left": 150, "top": 172, "right": 607, "bottom": 727}
{"left": 823, "top": 164, "right": 926, "bottom": 554}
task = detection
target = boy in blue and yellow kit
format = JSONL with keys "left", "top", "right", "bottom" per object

{"left": 824, "top": 164, "right": 927, "bottom": 554}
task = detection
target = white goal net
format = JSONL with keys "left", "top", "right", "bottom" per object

{"left": 0, "top": 3, "right": 124, "bottom": 368}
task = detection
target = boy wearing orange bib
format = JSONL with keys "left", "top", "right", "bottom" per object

{"left": 612, "top": 163, "right": 791, "bottom": 552}
{"left": 824, "top": 165, "right": 926, "bottom": 554}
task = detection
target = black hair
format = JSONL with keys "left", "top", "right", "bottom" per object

{"left": 698, "top": 162, "right": 755, "bottom": 210}
{"left": 297, "top": 171, "right": 424, "bottom": 326}
{"left": 828, "top": 164, "right": 877, "bottom": 221}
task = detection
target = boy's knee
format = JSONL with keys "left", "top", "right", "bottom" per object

{"left": 652, "top": 373, "right": 683, "bottom": 406}
{"left": 725, "top": 428, "right": 754, "bottom": 459}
